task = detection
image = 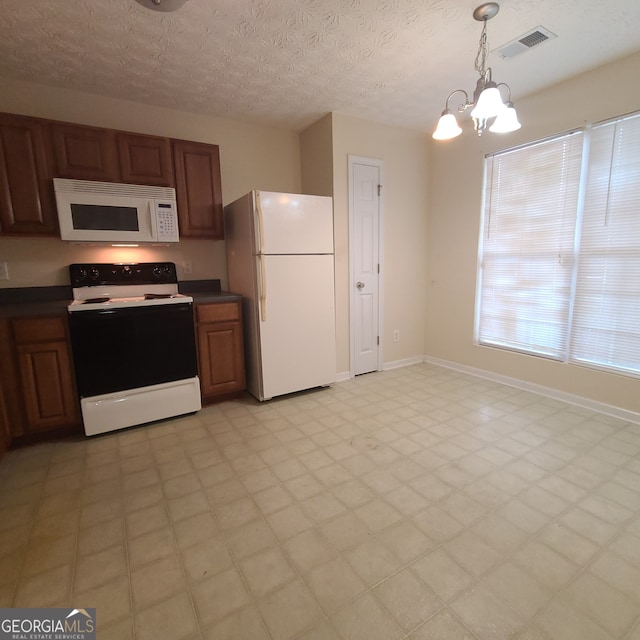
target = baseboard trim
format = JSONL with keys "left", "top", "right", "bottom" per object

{"left": 334, "top": 355, "right": 423, "bottom": 382}
{"left": 423, "top": 355, "right": 640, "bottom": 425}
{"left": 383, "top": 355, "right": 425, "bottom": 371}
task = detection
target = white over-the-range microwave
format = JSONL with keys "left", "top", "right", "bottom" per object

{"left": 54, "top": 178, "right": 180, "bottom": 244}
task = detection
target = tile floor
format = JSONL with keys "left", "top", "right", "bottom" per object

{"left": 1, "top": 363, "right": 640, "bottom": 640}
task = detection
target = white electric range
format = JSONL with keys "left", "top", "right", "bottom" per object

{"left": 67, "top": 262, "right": 201, "bottom": 436}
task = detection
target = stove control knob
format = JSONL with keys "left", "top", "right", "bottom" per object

{"left": 89, "top": 267, "right": 100, "bottom": 280}
{"left": 163, "top": 265, "right": 173, "bottom": 276}
{"left": 122, "top": 265, "right": 133, "bottom": 278}
{"left": 77, "top": 267, "right": 88, "bottom": 281}
{"left": 152, "top": 265, "right": 163, "bottom": 278}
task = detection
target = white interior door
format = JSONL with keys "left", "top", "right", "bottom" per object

{"left": 349, "top": 157, "right": 382, "bottom": 375}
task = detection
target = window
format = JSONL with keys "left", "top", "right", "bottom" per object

{"left": 476, "top": 111, "right": 640, "bottom": 377}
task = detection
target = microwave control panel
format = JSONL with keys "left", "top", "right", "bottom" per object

{"left": 155, "top": 201, "right": 180, "bottom": 242}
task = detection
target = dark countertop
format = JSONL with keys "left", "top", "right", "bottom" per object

{"left": 0, "top": 285, "right": 72, "bottom": 305}
{"left": 0, "top": 299, "right": 72, "bottom": 318}
{"left": 0, "top": 279, "right": 243, "bottom": 317}
{"left": 189, "top": 292, "right": 243, "bottom": 304}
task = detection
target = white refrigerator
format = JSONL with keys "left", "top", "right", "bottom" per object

{"left": 225, "top": 190, "right": 336, "bottom": 401}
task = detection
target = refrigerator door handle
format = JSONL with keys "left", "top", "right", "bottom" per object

{"left": 255, "top": 191, "right": 265, "bottom": 255}
{"left": 257, "top": 254, "right": 267, "bottom": 322}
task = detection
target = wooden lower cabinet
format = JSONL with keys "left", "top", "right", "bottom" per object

{"left": 196, "top": 301, "right": 245, "bottom": 402}
{"left": 0, "top": 301, "right": 245, "bottom": 447}
{"left": 6, "top": 315, "right": 81, "bottom": 440}
{"left": 0, "top": 381, "right": 10, "bottom": 461}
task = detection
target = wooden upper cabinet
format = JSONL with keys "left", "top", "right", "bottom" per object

{"left": 51, "top": 122, "right": 119, "bottom": 181}
{"left": 173, "top": 140, "right": 224, "bottom": 239}
{"left": 0, "top": 112, "right": 225, "bottom": 238}
{"left": 117, "top": 132, "right": 174, "bottom": 186}
{"left": 0, "top": 113, "right": 57, "bottom": 235}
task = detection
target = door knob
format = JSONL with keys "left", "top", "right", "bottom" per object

{"left": 356, "top": 281, "right": 365, "bottom": 289}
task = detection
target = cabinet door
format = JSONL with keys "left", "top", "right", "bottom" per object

{"left": 0, "top": 382, "right": 10, "bottom": 460}
{"left": 51, "top": 122, "right": 119, "bottom": 181}
{"left": 17, "top": 340, "right": 80, "bottom": 433}
{"left": 117, "top": 132, "right": 174, "bottom": 186}
{"left": 173, "top": 140, "right": 224, "bottom": 238}
{"left": 198, "top": 320, "right": 245, "bottom": 398}
{"left": 0, "top": 113, "right": 57, "bottom": 235}
{"left": 12, "top": 316, "right": 81, "bottom": 436}
{"left": 198, "top": 322, "right": 245, "bottom": 397}
{"left": 0, "top": 318, "right": 22, "bottom": 438}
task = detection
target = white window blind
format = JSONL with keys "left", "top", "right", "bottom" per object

{"left": 477, "top": 132, "right": 583, "bottom": 358}
{"left": 476, "top": 110, "right": 640, "bottom": 377}
{"left": 571, "top": 115, "right": 640, "bottom": 374}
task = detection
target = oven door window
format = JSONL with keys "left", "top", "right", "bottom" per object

{"left": 69, "top": 303, "right": 198, "bottom": 398}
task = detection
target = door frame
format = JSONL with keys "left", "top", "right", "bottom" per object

{"left": 348, "top": 155, "right": 384, "bottom": 377}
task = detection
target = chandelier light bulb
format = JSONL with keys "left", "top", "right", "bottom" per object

{"left": 470, "top": 85, "right": 505, "bottom": 120}
{"left": 432, "top": 112, "right": 463, "bottom": 140}
{"left": 489, "top": 103, "right": 522, "bottom": 133}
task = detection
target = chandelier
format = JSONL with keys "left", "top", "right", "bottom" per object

{"left": 432, "top": 3, "right": 521, "bottom": 140}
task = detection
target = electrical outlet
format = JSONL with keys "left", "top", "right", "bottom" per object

{"left": 393, "top": 329, "right": 400, "bottom": 342}
{"left": 0, "top": 262, "right": 8, "bottom": 281}
{"left": 182, "top": 260, "right": 193, "bottom": 275}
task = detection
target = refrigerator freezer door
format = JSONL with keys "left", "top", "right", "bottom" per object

{"left": 258, "top": 254, "right": 336, "bottom": 400}
{"left": 257, "top": 191, "right": 334, "bottom": 255}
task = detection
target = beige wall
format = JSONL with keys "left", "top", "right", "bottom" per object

{"left": 4, "top": 54, "right": 639, "bottom": 412}
{"left": 300, "top": 114, "right": 333, "bottom": 198}
{"left": 426, "top": 50, "right": 640, "bottom": 414}
{"left": 0, "top": 77, "right": 301, "bottom": 288}
{"left": 330, "top": 114, "right": 429, "bottom": 375}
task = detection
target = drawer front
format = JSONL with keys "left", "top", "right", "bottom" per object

{"left": 12, "top": 316, "right": 67, "bottom": 344}
{"left": 196, "top": 302, "right": 240, "bottom": 324}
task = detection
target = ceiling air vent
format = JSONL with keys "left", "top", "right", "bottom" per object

{"left": 494, "top": 26, "right": 557, "bottom": 59}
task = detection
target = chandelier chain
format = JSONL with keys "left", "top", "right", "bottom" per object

{"left": 474, "top": 20, "right": 489, "bottom": 78}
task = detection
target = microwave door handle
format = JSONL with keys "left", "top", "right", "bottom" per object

{"left": 57, "top": 192, "right": 73, "bottom": 238}
{"left": 149, "top": 200, "right": 158, "bottom": 239}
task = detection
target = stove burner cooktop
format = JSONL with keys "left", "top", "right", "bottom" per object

{"left": 144, "top": 293, "right": 173, "bottom": 300}
{"left": 68, "top": 262, "right": 192, "bottom": 313}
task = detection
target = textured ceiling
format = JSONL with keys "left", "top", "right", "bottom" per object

{"left": 0, "top": 0, "right": 639, "bottom": 132}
